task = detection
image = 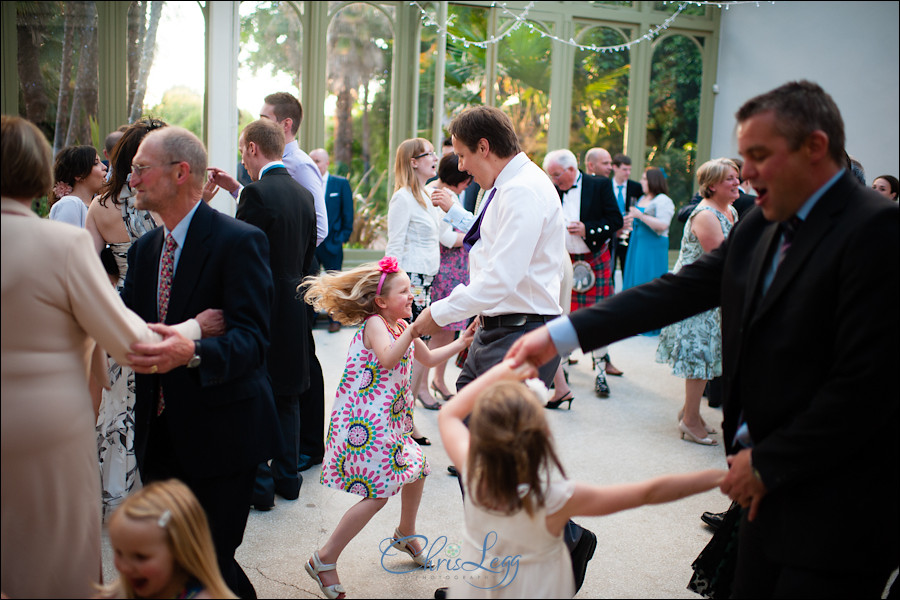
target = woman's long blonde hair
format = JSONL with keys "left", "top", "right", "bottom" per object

{"left": 466, "top": 381, "right": 567, "bottom": 516}
{"left": 302, "top": 261, "right": 402, "bottom": 325}
{"left": 101, "top": 480, "right": 237, "bottom": 599}
{"left": 393, "top": 137, "right": 432, "bottom": 209}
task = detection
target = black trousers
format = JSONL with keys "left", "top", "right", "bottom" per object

{"left": 299, "top": 314, "right": 325, "bottom": 463}
{"left": 142, "top": 413, "right": 258, "bottom": 599}
{"left": 732, "top": 509, "right": 893, "bottom": 598}
{"left": 253, "top": 392, "right": 302, "bottom": 504}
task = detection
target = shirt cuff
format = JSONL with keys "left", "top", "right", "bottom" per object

{"left": 170, "top": 318, "right": 202, "bottom": 341}
{"left": 547, "top": 316, "right": 579, "bottom": 357}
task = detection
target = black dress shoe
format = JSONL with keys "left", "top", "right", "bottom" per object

{"left": 594, "top": 370, "right": 610, "bottom": 398}
{"left": 568, "top": 522, "right": 597, "bottom": 593}
{"left": 447, "top": 465, "right": 458, "bottom": 477}
{"left": 251, "top": 501, "right": 274, "bottom": 511}
{"left": 701, "top": 510, "right": 726, "bottom": 530}
{"left": 434, "top": 587, "right": 448, "bottom": 599}
{"left": 274, "top": 474, "right": 302, "bottom": 501}
{"left": 297, "top": 454, "right": 323, "bottom": 472}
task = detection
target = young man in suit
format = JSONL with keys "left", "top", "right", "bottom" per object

{"left": 310, "top": 147, "right": 354, "bottom": 332}
{"left": 508, "top": 80, "right": 899, "bottom": 598}
{"left": 544, "top": 149, "right": 623, "bottom": 397}
{"left": 124, "top": 126, "right": 280, "bottom": 599}
{"left": 610, "top": 153, "right": 644, "bottom": 276}
{"left": 235, "top": 119, "right": 317, "bottom": 509}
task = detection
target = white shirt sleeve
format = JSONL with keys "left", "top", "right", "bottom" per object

{"left": 384, "top": 191, "right": 411, "bottom": 261}
{"left": 293, "top": 162, "right": 328, "bottom": 246}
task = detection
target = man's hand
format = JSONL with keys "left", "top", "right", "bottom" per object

{"left": 505, "top": 325, "right": 559, "bottom": 369}
{"left": 128, "top": 323, "right": 195, "bottom": 374}
{"left": 721, "top": 449, "right": 767, "bottom": 521}
{"left": 566, "top": 220, "right": 586, "bottom": 237}
{"left": 207, "top": 167, "right": 241, "bottom": 194}
{"left": 431, "top": 187, "right": 455, "bottom": 212}
{"left": 195, "top": 308, "right": 225, "bottom": 338}
{"left": 414, "top": 306, "right": 442, "bottom": 337}
{"left": 201, "top": 178, "right": 220, "bottom": 203}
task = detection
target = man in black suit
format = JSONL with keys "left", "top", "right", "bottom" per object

{"left": 609, "top": 153, "right": 644, "bottom": 275}
{"left": 124, "top": 126, "right": 279, "bottom": 599}
{"left": 509, "top": 81, "right": 898, "bottom": 598}
{"left": 310, "top": 148, "right": 354, "bottom": 332}
{"left": 544, "top": 149, "right": 623, "bottom": 398}
{"left": 234, "top": 119, "right": 317, "bottom": 509}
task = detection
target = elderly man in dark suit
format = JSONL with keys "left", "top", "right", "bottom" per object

{"left": 310, "top": 148, "right": 354, "bottom": 332}
{"left": 509, "top": 81, "right": 898, "bottom": 598}
{"left": 544, "top": 149, "right": 623, "bottom": 398}
{"left": 124, "top": 126, "right": 279, "bottom": 599}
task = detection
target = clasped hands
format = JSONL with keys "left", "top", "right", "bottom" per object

{"left": 127, "top": 308, "right": 224, "bottom": 375}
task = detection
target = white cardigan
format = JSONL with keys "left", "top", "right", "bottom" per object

{"left": 384, "top": 186, "right": 442, "bottom": 276}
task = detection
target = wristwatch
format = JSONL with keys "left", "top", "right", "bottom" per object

{"left": 186, "top": 341, "right": 201, "bottom": 369}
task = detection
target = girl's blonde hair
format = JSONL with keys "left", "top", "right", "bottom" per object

{"left": 697, "top": 158, "right": 739, "bottom": 199}
{"left": 393, "top": 137, "right": 431, "bottom": 209}
{"left": 102, "top": 479, "right": 237, "bottom": 599}
{"left": 466, "top": 381, "right": 567, "bottom": 516}
{"left": 302, "top": 261, "right": 402, "bottom": 325}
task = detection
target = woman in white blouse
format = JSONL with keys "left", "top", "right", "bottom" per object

{"left": 385, "top": 138, "right": 443, "bottom": 423}
{"left": 49, "top": 144, "right": 107, "bottom": 227}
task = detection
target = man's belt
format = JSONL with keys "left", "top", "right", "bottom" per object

{"left": 480, "top": 313, "right": 552, "bottom": 329}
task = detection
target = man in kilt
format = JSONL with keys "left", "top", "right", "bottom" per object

{"left": 544, "top": 149, "right": 623, "bottom": 397}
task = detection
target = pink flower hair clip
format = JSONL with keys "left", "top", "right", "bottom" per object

{"left": 377, "top": 256, "right": 399, "bottom": 295}
{"left": 52, "top": 181, "right": 73, "bottom": 199}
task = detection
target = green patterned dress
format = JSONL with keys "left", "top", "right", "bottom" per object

{"left": 656, "top": 205, "right": 737, "bottom": 379}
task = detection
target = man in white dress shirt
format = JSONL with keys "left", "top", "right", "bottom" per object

{"left": 415, "top": 106, "right": 565, "bottom": 388}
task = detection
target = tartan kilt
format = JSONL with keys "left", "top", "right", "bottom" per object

{"left": 570, "top": 247, "right": 613, "bottom": 312}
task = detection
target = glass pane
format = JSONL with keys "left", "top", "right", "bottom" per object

{"left": 570, "top": 26, "right": 630, "bottom": 166}
{"left": 239, "top": 0, "right": 303, "bottom": 124}
{"left": 496, "top": 19, "right": 552, "bottom": 163}
{"left": 17, "top": 1, "right": 99, "bottom": 156}
{"left": 444, "top": 3, "right": 488, "bottom": 115}
{"left": 646, "top": 34, "right": 702, "bottom": 245}
{"left": 139, "top": 2, "right": 206, "bottom": 138}
{"left": 326, "top": 2, "right": 393, "bottom": 212}
{"left": 418, "top": 4, "right": 437, "bottom": 140}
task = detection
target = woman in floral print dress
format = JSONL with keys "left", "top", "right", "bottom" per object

{"left": 301, "top": 257, "right": 474, "bottom": 599}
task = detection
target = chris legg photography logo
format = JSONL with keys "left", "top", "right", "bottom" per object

{"left": 379, "top": 531, "right": 520, "bottom": 590}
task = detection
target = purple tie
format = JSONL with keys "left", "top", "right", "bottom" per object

{"left": 156, "top": 233, "right": 176, "bottom": 415}
{"left": 462, "top": 188, "right": 497, "bottom": 252}
{"left": 777, "top": 215, "right": 802, "bottom": 267}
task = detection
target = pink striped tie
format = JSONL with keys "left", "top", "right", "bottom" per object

{"left": 156, "top": 233, "right": 176, "bottom": 415}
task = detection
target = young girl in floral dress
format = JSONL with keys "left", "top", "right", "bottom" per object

{"left": 302, "top": 256, "right": 474, "bottom": 599}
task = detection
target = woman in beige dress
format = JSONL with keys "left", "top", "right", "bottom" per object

{"left": 0, "top": 116, "right": 201, "bottom": 598}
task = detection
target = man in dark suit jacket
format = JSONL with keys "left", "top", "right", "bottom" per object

{"left": 544, "top": 149, "right": 623, "bottom": 397}
{"left": 234, "top": 119, "right": 317, "bottom": 509}
{"left": 124, "top": 126, "right": 279, "bottom": 599}
{"left": 310, "top": 148, "right": 354, "bottom": 332}
{"left": 509, "top": 81, "right": 898, "bottom": 598}
{"left": 610, "top": 153, "right": 644, "bottom": 274}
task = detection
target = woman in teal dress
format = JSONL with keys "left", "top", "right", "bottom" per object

{"left": 656, "top": 159, "right": 740, "bottom": 445}
{"left": 622, "top": 167, "right": 675, "bottom": 334}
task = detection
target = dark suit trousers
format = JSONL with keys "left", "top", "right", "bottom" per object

{"left": 456, "top": 320, "right": 560, "bottom": 392}
{"left": 732, "top": 509, "right": 893, "bottom": 598}
{"left": 143, "top": 413, "right": 257, "bottom": 599}
{"left": 253, "top": 392, "right": 302, "bottom": 503}
{"left": 612, "top": 237, "right": 628, "bottom": 275}
{"left": 299, "top": 306, "right": 326, "bottom": 463}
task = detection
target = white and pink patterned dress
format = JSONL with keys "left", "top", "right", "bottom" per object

{"left": 320, "top": 315, "right": 430, "bottom": 498}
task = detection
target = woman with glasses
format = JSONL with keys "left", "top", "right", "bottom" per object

{"left": 384, "top": 138, "right": 443, "bottom": 440}
{"left": 85, "top": 118, "right": 167, "bottom": 518}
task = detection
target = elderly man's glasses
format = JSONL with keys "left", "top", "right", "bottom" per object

{"left": 131, "top": 161, "right": 182, "bottom": 177}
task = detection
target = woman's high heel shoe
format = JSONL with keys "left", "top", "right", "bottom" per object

{"left": 678, "top": 420, "right": 718, "bottom": 446}
{"left": 391, "top": 528, "right": 433, "bottom": 567}
{"left": 545, "top": 392, "right": 575, "bottom": 410}
{"left": 677, "top": 409, "right": 717, "bottom": 434}
{"left": 416, "top": 395, "right": 441, "bottom": 411}
{"left": 305, "top": 551, "right": 346, "bottom": 599}
{"left": 431, "top": 381, "right": 455, "bottom": 401}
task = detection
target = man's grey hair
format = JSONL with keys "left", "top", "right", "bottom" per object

{"left": 543, "top": 148, "right": 578, "bottom": 172}
{"left": 146, "top": 126, "right": 207, "bottom": 188}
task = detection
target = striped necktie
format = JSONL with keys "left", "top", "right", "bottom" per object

{"left": 156, "top": 233, "right": 177, "bottom": 415}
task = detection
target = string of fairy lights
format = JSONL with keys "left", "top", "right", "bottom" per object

{"left": 411, "top": 1, "right": 773, "bottom": 53}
